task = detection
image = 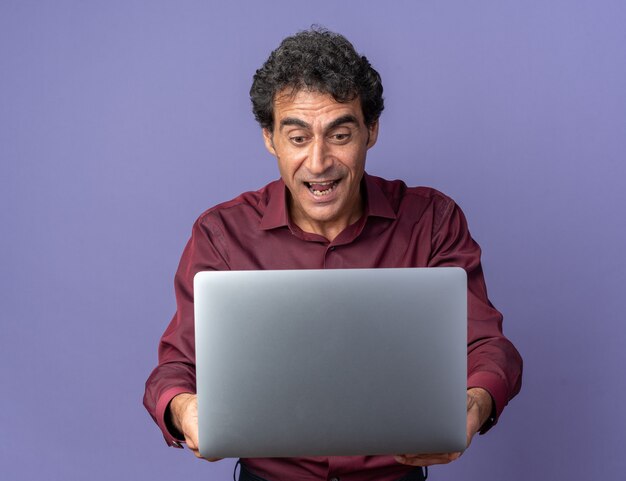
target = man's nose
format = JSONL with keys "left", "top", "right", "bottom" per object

{"left": 306, "top": 138, "right": 331, "bottom": 174}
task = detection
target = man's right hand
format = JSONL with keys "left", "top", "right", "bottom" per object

{"left": 168, "top": 393, "right": 223, "bottom": 462}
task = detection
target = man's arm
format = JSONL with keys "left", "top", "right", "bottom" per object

{"left": 396, "top": 198, "right": 522, "bottom": 466}
{"left": 429, "top": 199, "right": 523, "bottom": 427}
{"left": 143, "top": 216, "right": 231, "bottom": 447}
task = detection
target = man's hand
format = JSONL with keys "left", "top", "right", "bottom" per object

{"left": 168, "top": 393, "right": 223, "bottom": 462}
{"left": 394, "top": 387, "right": 493, "bottom": 467}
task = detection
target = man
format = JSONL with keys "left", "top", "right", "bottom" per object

{"left": 144, "top": 28, "right": 522, "bottom": 481}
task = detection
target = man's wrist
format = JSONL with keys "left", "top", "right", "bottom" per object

{"left": 467, "top": 387, "right": 494, "bottom": 428}
{"left": 167, "top": 392, "right": 195, "bottom": 437}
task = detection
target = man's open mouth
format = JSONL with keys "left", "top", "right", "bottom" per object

{"left": 305, "top": 180, "right": 339, "bottom": 197}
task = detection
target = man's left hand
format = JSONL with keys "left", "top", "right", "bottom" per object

{"left": 394, "top": 387, "right": 493, "bottom": 467}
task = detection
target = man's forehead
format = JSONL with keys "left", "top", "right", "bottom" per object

{"left": 272, "top": 89, "right": 364, "bottom": 125}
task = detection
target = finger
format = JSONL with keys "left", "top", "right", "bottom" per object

{"left": 465, "top": 400, "right": 483, "bottom": 447}
{"left": 395, "top": 454, "right": 460, "bottom": 466}
{"left": 394, "top": 452, "right": 462, "bottom": 466}
{"left": 182, "top": 421, "right": 201, "bottom": 452}
{"left": 185, "top": 436, "right": 199, "bottom": 452}
{"left": 190, "top": 447, "right": 219, "bottom": 462}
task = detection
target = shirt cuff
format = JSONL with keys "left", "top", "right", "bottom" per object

{"left": 156, "top": 386, "right": 196, "bottom": 448}
{"left": 467, "top": 371, "right": 508, "bottom": 434}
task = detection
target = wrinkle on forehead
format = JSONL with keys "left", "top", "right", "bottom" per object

{"left": 273, "top": 90, "right": 364, "bottom": 129}
{"left": 274, "top": 86, "right": 358, "bottom": 107}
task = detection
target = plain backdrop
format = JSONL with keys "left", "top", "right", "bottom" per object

{"left": 1, "top": 1, "right": 625, "bottom": 480}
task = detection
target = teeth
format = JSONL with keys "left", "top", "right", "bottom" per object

{"left": 307, "top": 181, "right": 337, "bottom": 196}
{"left": 312, "top": 187, "right": 333, "bottom": 196}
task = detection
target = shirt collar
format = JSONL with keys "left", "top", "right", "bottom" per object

{"left": 259, "top": 179, "right": 290, "bottom": 230}
{"left": 259, "top": 172, "right": 396, "bottom": 231}
{"left": 363, "top": 172, "right": 397, "bottom": 220}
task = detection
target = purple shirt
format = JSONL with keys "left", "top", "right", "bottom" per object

{"left": 143, "top": 173, "right": 522, "bottom": 481}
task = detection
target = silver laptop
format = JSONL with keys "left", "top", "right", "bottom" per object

{"left": 194, "top": 267, "right": 467, "bottom": 458}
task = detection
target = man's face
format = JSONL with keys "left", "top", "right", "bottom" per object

{"left": 263, "top": 90, "right": 378, "bottom": 239}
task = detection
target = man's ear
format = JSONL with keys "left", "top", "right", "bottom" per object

{"left": 366, "top": 121, "right": 379, "bottom": 149}
{"left": 262, "top": 128, "right": 276, "bottom": 156}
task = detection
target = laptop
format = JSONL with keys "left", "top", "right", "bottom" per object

{"left": 194, "top": 267, "right": 467, "bottom": 458}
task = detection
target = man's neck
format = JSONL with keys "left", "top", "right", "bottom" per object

{"left": 290, "top": 200, "right": 364, "bottom": 242}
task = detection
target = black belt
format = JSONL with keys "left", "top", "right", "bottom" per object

{"left": 236, "top": 462, "right": 427, "bottom": 481}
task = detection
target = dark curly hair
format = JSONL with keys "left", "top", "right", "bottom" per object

{"left": 250, "top": 27, "right": 384, "bottom": 131}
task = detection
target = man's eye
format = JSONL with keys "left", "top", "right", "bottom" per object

{"left": 331, "top": 133, "right": 351, "bottom": 142}
{"left": 290, "top": 136, "right": 306, "bottom": 144}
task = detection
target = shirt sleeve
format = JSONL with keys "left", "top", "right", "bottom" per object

{"left": 143, "top": 215, "right": 230, "bottom": 446}
{"left": 428, "top": 198, "right": 523, "bottom": 432}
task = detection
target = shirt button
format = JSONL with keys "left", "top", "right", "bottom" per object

{"left": 330, "top": 478, "right": 340, "bottom": 481}
{"left": 329, "top": 246, "right": 336, "bottom": 251}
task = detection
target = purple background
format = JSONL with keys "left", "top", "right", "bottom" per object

{"left": 2, "top": 1, "right": 625, "bottom": 480}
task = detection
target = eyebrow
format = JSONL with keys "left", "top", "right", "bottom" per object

{"left": 326, "top": 114, "right": 359, "bottom": 131}
{"left": 279, "top": 117, "right": 310, "bottom": 130}
{"left": 279, "top": 114, "right": 360, "bottom": 132}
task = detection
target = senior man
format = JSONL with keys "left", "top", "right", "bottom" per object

{"left": 144, "top": 28, "right": 522, "bottom": 481}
